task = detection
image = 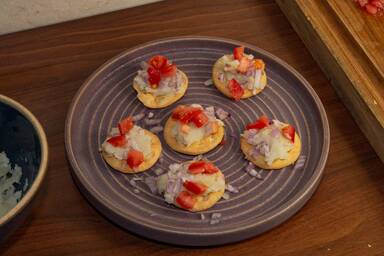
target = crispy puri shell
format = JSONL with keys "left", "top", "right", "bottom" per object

{"left": 240, "top": 129, "right": 301, "bottom": 170}
{"left": 133, "top": 71, "right": 188, "bottom": 109}
{"left": 101, "top": 129, "right": 162, "bottom": 174}
{"left": 175, "top": 167, "right": 225, "bottom": 212}
{"left": 163, "top": 118, "right": 224, "bottom": 155}
{"left": 212, "top": 55, "right": 267, "bottom": 99}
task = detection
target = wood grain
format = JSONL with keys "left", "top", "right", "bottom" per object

{"left": 1, "top": 0, "right": 384, "bottom": 255}
{"left": 276, "top": 0, "right": 384, "bottom": 164}
{"left": 327, "top": 0, "right": 384, "bottom": 80}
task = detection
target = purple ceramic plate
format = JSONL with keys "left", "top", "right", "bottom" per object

{"left": 65, "top": 36, "right": 329, "bottom": 246}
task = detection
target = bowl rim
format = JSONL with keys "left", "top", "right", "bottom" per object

{"left": 0, "top": 95, "right": 48, "bottom": 226}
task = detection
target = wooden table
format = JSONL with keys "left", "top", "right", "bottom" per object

{"left": 1, "top": 0, "right": 383, "bottom": 255}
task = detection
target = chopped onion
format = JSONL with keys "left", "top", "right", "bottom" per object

{"left": 145, "top": 118, "right": 162, "bottom": 126}
{"left": 144, "top": 176, "right": 158, "bottom": 194}
{"left": 147, "top": 112, "right": 154, "bottom": 119}
{"left": 210, "top": 219, "right": 220, "bottom": 225}
{"left": 250, "top": 147, "right": 260, "bottom": 158}
{"left": 129, "top": 179, "right": 137, "bottom": 187}
{"left": 154, "top": 168, "right": 164, "bottom": 176}
{"left": 222, "top": 192, "right": 230, "bottom": 200}
{"left": 133, "top": 189, "right": 140, "bottom": 194}
{"left": 225, "top": 184, "right": 239, "bottom": 193}
{"left": 150, "top": 126, "right": 163, "bottom": 133}
{"left": 294, "top": 156, "right": 306, "bottom": 170}
{"left": 216, "top": 108, "right": 230, "bottom": 120}
{"left": 193, "top": 155, "right": 204, "bottom": 161}
{"left": 210, "top": 213, "right": 222, "bottom": 224}
{"left": 200, "top": 214, "right": 205, "bottom": 220}
{"left": 245, "top": 162, "right": 255, "bottom": 173}
{"left": 204, "top": 79, "right": 213, "bottom": 86}
{"left": 159, "top": 157, "right": 164, "bottom": 163}
{"left": 271, "top": 127, "right": 280, "bottom": 138}
{"left": 218, "top": 72, "right": 225, "bottom": 82}
{"left": 254, "top": 69, "right": 262, "bottom": 89}
{"left": 133, "top": 113, "right": 145, "bottom": 122}
{"left": 132, "top": 177, "right": 143, "bottom": 181}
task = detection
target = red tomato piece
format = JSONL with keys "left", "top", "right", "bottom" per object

{"left": 366, "top": 3, "right": 378, "bottom": 13}
{"left": 188, "top": 161, "right": 206, "bottom": 174}
{"left": 107, "top": 135, "right": 127, "bottom": 147}
{"left": 233, "top": 46, "right": 244, "bottom": 60}
{"left": 161, "top": 64, "right": 177, "bottom": 77}
{"left": 149, "top": 55, "right": 168, "bottom": 70}
{"left": 191, "top": 112, "right": 209, "bottom": 128}
{"left": 188, "top": 161, "right": 219, "bottom": 175}
{"left": 127, "top": 150, "right": 144, "bottom": 169}
{"left": 228, "top": 79, "right": 244, "bottom": 101}
{"left": 183, "top": 181, "right": 207, "bottom": 195}
{"left": 175, "top": 191, "right": 196, "bottom": 210}
{"left": 246, "top": 115, "right": 269, "bottom": 130}
{"left": 118, "top": 116, "right": 134, "bottom": 135}
{"left": 203, "top": 162, "right": 219, "bottom": 174}
{"left": 147, "top": 66, "right": 161, "bottom": 86}
{"left": 371, "top": 0, "right": 383, "bottom": 8}
{"left": 172, "top": 106, "right": 202, "bottom": 124}
{"left": 282, "top": 125, "right": 295, "bottom": 143}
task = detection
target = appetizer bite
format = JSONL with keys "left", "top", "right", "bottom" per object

{"left": 240, "top": 116, "right": 301, "bottom": 169}
{"left": 133, "top": 55, "right": 188, "bottom": 108}
{"left": 212, "top": 46, "right": 267, "bottom": 100}
{"left": 101, "top": 116, "right": 162, "bottom": 173}
{"left": 163, "top": 104, "right": 225, "bottom": 155}
{"left": 157, "top": 160, "right": 225, "bottom": 212}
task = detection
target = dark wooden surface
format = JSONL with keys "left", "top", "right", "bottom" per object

{"left": 1, "top": 0, "right": 383, "bottom": 255}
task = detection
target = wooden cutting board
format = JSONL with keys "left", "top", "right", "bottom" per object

{"left": 327, "top": 0, "right": 384, "bottom": 80}
{"left": 276, "top": 0, "right": 384, "bottom": 163}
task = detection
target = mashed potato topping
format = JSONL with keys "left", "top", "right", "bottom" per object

{"left": 0, "top": 151, "right": 23, "bottom": 217}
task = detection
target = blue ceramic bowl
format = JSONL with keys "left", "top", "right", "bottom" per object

{"left": 0, "top": 95, "right": 48, "bottom": 241}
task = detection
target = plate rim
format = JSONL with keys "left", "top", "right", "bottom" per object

{"left": 65, "top": 36, "right": 330, "bottom": 246}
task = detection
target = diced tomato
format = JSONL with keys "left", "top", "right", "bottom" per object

{"left": 228, "top": 79, "right": 244, "bottom": 101}
{"left": 366, "top": 3, "right": 378, "bottom": 13}
{"left": 282, "top": 125, "right": 295, "bottom": 143}
{"left": 188, "top": 161, "right": 206, "bottom": 174}
{"left": 161, "top": 64, "right": 176, "bottom": 77}
{"left": 107, "top": 135, "right": 127, "bottom": 147}
{"left": 371, "top": 0, "right": 383, "bottom": 8}
{"left": 219, "top": 138, "right": 226, "bottom": 146}
{"left": 183, "top": 181, "right": 207, "bottom": 195}
{"left": 188, "top": 161, "right": 218, "bottom": 175}
{"left": 127, "top": 150, "right": 144, "bottom": 169}
{"left": 172, "top": 106, "right": 202, "bottom": 124}
{"left": 237, "top": 57, "right": 249, "bottom": 73}
{"left": 191, "top": 112, "right": 209, "bottom": 128}
{"left": 246, "top": 115, "right": 269, "bottom": 130}
{"left": 233, "top": 46, "right": 244, "bottom": 60}
{"left": 147, "top": 66, "right": 161, "bottom": 86}
{"left": 118, "top": 117, "right": 134, "bottom": 135}
{"left": 176, "top": 191, "right": 196, "bottom": 210}
{"left": 203, "top": 162, "right": 219, "bottom": 174}
{"left": 149, "top": 55, "right": 168, "bottom": 70}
